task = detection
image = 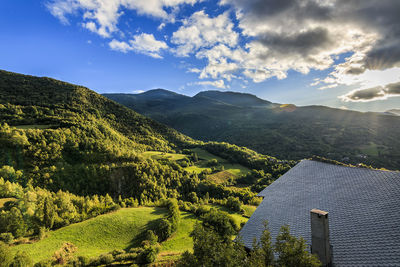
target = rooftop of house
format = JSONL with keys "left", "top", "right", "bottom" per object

{"left": 239, "top": 160, "right": 400, "bottom": 266}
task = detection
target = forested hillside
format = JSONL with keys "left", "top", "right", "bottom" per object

{"left": 105, "top": 90, "right": 400, "bottom": 170}
{"left": 0, "top": 70, "right": 300, "bottom": 265}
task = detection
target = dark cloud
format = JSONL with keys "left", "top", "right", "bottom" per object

{"left": 227, "top": 0, "right": 400, "bottom": 71}
{"left": 344, "top": 67, "right": 366, "bottom": 75}
{"left": 386, "top": 81, "right": 400, "bottom": 95}
{"left": 341, "top": 82, "right": 400, "bottom": 102}
{"left": 257, "top": 27, "right": 331, "bottom": 56}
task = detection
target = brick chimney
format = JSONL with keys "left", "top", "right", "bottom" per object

{"left": 310, "top": 209, "right": 332, "bottom": 266}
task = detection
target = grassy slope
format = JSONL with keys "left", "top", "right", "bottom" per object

{"left": 143, "top": 148, "right": 249, "bottom": 176}
{"left": 13, "top": 207, "right": 166, "bottom": 262}
{"left": 12, "top": 205, "right": 249, "bottom": 264}
{"left": 12, "top": 207, "right": 201, "bottom": 264}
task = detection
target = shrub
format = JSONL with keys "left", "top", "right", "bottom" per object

{"left": 144, "top": 230, "right": 158, "bottom": 245}
{"left": 33, "top": 259, "right": 52, "bottom": 267}
{"left": 187, "top": 192, "right": 199, "bottom": 204}
{"left": 0, "top": 232, "right": 14, "bottom": 244}
{"left": 115, "top": 253, "right": 137, "bottom": 262}
{"left": 201, "top": 209, "right": 237, "bottom": 240}
{"left": 137, "top": 246, "right": 159, "bottom": 264}
{"left": 52, "top": 242, "right": 78, "bottom": 265}
{"left": 225, "top": 196, "right": 241, "bottom": 212}
{"left": 155, "top": 218, "right": 172, "bottom": 242}
{"left": 10, "top": 251, "right": 33, "bottom": 267}
{"left": 98, "top": 254, "right": 114, "bottom": 265}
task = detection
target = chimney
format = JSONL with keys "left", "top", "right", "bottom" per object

{"left": 310, "top": 209, "right": 332, "bottom": 266}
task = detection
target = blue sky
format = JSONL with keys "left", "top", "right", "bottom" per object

{"left": 1, "top": 0, "right": 399, "bottom": 112}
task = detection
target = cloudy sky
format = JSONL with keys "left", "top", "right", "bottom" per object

{"left": 1, "top": 0, "right": 400, "bottom": 112}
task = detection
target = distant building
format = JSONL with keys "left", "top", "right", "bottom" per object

{"left": 239, "top": 160, "right": 400, "bottom": 266}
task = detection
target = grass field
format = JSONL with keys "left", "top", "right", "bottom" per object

{"left": 142, "top": 151, "right": 187, "bottom": 161}
{"left": 10, "top": 203, "right": 250, "bottom": 264}
{"left": 187, "top": 148, "right": 250, "bottom": 179}
{"left": 141, "top": 149, "right": 250, "bottom": 184}
{"left": 359, "top": 142, "right": 385, "bottom": 157}
{"left": 242, "top": 205, "right": 257, "bottom": 218}
{"left": 158, "top": 212, "right": 198, "bottom": 262}
{"left": 12, "top": 207, "right": 198, "bottom": 264}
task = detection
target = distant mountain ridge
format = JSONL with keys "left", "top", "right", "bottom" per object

{"left": 104, "top": 89, "right": 400, "bottom": 170}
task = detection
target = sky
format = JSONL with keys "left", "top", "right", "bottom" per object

{"left": 1, "top": 0, "right": 400, "bottom": 112}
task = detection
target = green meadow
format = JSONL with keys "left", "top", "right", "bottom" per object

{"left": 12, "top": 207, "right": 197, "bottom": 263}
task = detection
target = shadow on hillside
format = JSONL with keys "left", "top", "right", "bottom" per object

{"left": 125, "top": 207, "right": 167, "bottom": 250}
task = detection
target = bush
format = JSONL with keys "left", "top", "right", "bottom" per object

{"left": 98, "top": 253, "right": 114, "bottom": 265}
{"left": 144, "top": 230, "right": 158, "bottom": 245}
{"left": 225, "top": 196, "right": 242, "bottom": 212}
{"left": 33, "top": 259, "right": 52, "bottom": 267}
{"left": 155, "top": 218, "right": 172, "bottom": 242}
{"left": 206, "top": 159, "right": 218, "bottom": 167}
{"left": 52, "top": 242, "right": 78, "bottom": 265}
{"left": 187, "top": 192, "right": 199, "bottom": 204}
{"left": 201, "top": 209, "right": 237, "bottom": 240}
{"left": 137, "top": 246, "right": 159, "bottom": 264}
{"left": 115, "top": 253, "right": 137, "bottom": 262}
{"left": 0, "top": 232, "right": 14, "bottom": 244}
{"left": 10, "top": 251, "right": 33, "bottom": 267}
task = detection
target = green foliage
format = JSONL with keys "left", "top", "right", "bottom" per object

{"left": 178, "top": 224, "right": 247, "bottom": 267}
{"left": 178, "top": 221, "right": 320, "bottom": 267}
{"left": 201, "top": 209, "right": 238, "bottom": 240}
{"left": 274, "top": 225, "right": 320, "bottom": 267}
{"left": 0, "top": 242, "right": 13, "bottom": 267}
{"left": 107, "top": 90, "right": 400, "bottom": 170}
{"left": 52, "top": 242, "right": 78, "bottom": 265}
{"left": 144, "top": 230, "right": 158, "bottom": 245}
{"left": 0, "top": 232, "right": 14, "bottom": 244}
{"left": 10, "top": 251, "right": 33, "bottom": 267}
{"left": 0, "top": 178, "right": 120, "bottom": 238}
{"left": 156, "top": 218, "right": 173, "bottom": 242}
{"left": 206, "top": 159, "right": 219, "bottom": 167}
{"left": 225, "top": 196, "right": 242, "bottom": 212}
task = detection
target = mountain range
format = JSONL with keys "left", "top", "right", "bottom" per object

{"left": 104, "top": 89, "right": 400, "bottom": 170}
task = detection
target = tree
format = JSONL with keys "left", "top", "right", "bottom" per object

{"left": 274, "top": 225, "right": 320, "bottom": 267}
{"left": 249, "top": 221, "right": 274, "bottom": 267}
{"left": 226, "top": 196, "right": 241, "bottom": 212}
{"left": 201, "top": 209, "right": 237, "bottom": 241}
{"left": 43, "top": 197, "right": 56, "bottom": 229}
{"left": 155, "top": 219, "right": 172, "bottom": 242}
{"left": 178, "top": 224, "right": 247, "bottom": 267}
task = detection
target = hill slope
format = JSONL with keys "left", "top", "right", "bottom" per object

{"left": 0, "top": 70, "right": 292, "bottom": 201}
{"left": 12, "top": 207, "right": 198, "bottom": 263}
{"left": 105, "top": 90, "right": 400, "bottom": 170}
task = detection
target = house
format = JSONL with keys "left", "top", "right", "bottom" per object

{"left": 239, "top": 160, "right": 400, "bottom": 266}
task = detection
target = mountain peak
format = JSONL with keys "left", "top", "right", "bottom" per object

{"left": 139, "top": 89, "right": 185, "bottom": 98}
{"left": 194, "top": 90, "right": 273, "bottom": 107}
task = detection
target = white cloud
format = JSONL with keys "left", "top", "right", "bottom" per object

{"left": 133, "top": 90, "right": 145, "bottom": 93}
{"left": 171, "top": 10, "right": 238, "bottom": 57}
{"left": 109, "top": 33, "right": 168, "bottom": 58}
{"left": 188, "top": 80, "right": 227, "bottom": 89}
{"left": 109, "top": 39, "right": 131, "bottom": 53}
{"left": 157, "top": 22, "right": 166, "bottom": 31}
{"left": 46, "top": 0, "right": 200, "bottom": 37}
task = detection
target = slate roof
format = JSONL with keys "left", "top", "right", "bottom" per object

{"left": 239, "top": 160, "right": 400, "bottom": 266}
